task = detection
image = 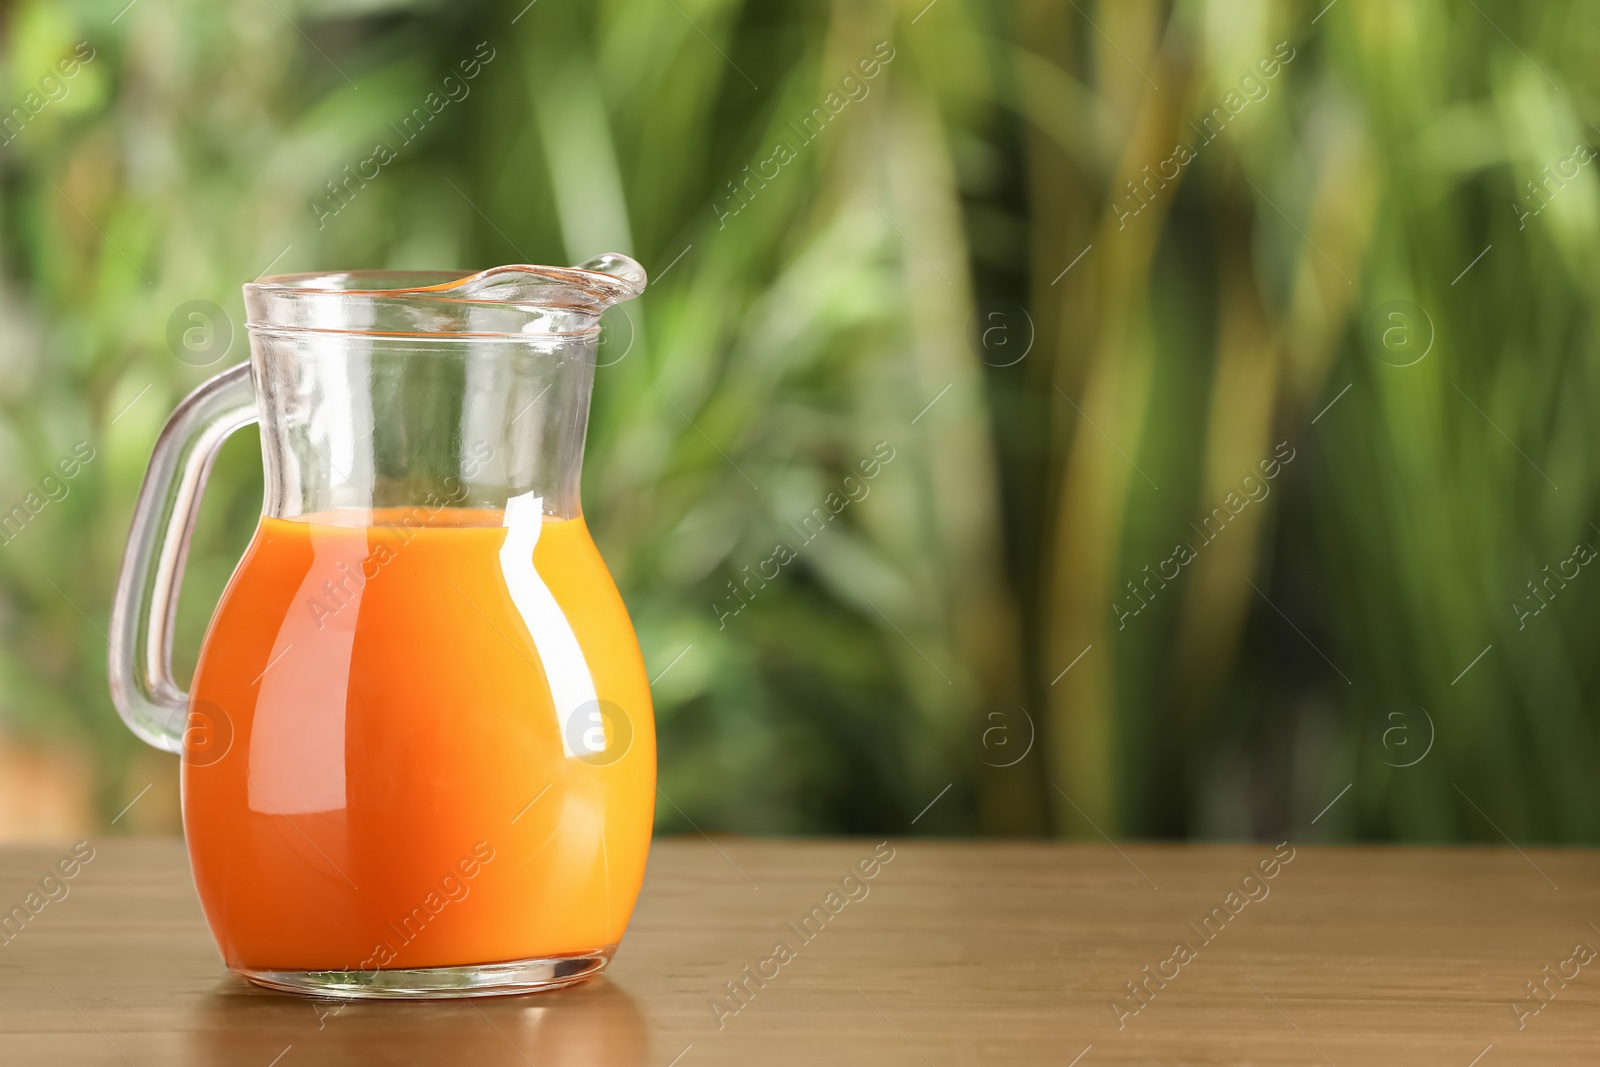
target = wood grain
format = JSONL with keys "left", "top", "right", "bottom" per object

{"left": 0, "top": 837, "right": 1596, "bottom": 1065}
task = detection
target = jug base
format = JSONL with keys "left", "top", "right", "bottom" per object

{"left": 235, "top": 945, "right": 617, "bottom": 1000}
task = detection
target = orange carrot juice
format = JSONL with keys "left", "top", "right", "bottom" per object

{"left": 183, "top": 508, "right": 655, "bottom": 974}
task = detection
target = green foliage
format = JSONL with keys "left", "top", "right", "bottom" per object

{"left": 0, "top": 0, "right": 1594, "bottom": 842}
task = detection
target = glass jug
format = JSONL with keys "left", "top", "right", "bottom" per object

{"left": 108, "top": 257, "right": 655, "bottom": 998}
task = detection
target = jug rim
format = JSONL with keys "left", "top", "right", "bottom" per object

{"left": 249, "top": 257, "right": 646, "bottom": 302}
{"left": 243, "top": 256, "right": 648, "bottom": 339}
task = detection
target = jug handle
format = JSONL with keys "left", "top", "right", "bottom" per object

{"left": 108, "top": 362, "right": 258, "bottom": 754}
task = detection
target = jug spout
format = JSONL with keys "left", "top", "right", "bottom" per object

{"left": 571, "top": 253, "right": 648, "bottom": 300}
{"left": 443, "top": 254, "right": 647, "bottom": 313}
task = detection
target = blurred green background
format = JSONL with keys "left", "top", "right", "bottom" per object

{"left": 0, "top": 0, "right": 1594, "bottom": 844}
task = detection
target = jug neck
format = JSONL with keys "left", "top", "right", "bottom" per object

{"left": 241, "top": 259, "right": 646, "bottom": 524}
{"left": 251, "top": 332, "right": 594, "bottom": 522}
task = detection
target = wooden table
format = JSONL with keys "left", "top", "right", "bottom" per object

{"left": 1, "top": 838, "right": 1596, "bottom": 1065}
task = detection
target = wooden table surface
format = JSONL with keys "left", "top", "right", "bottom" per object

{"left": 0, "top": 837, "right": 1596, "bottom": 1065}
